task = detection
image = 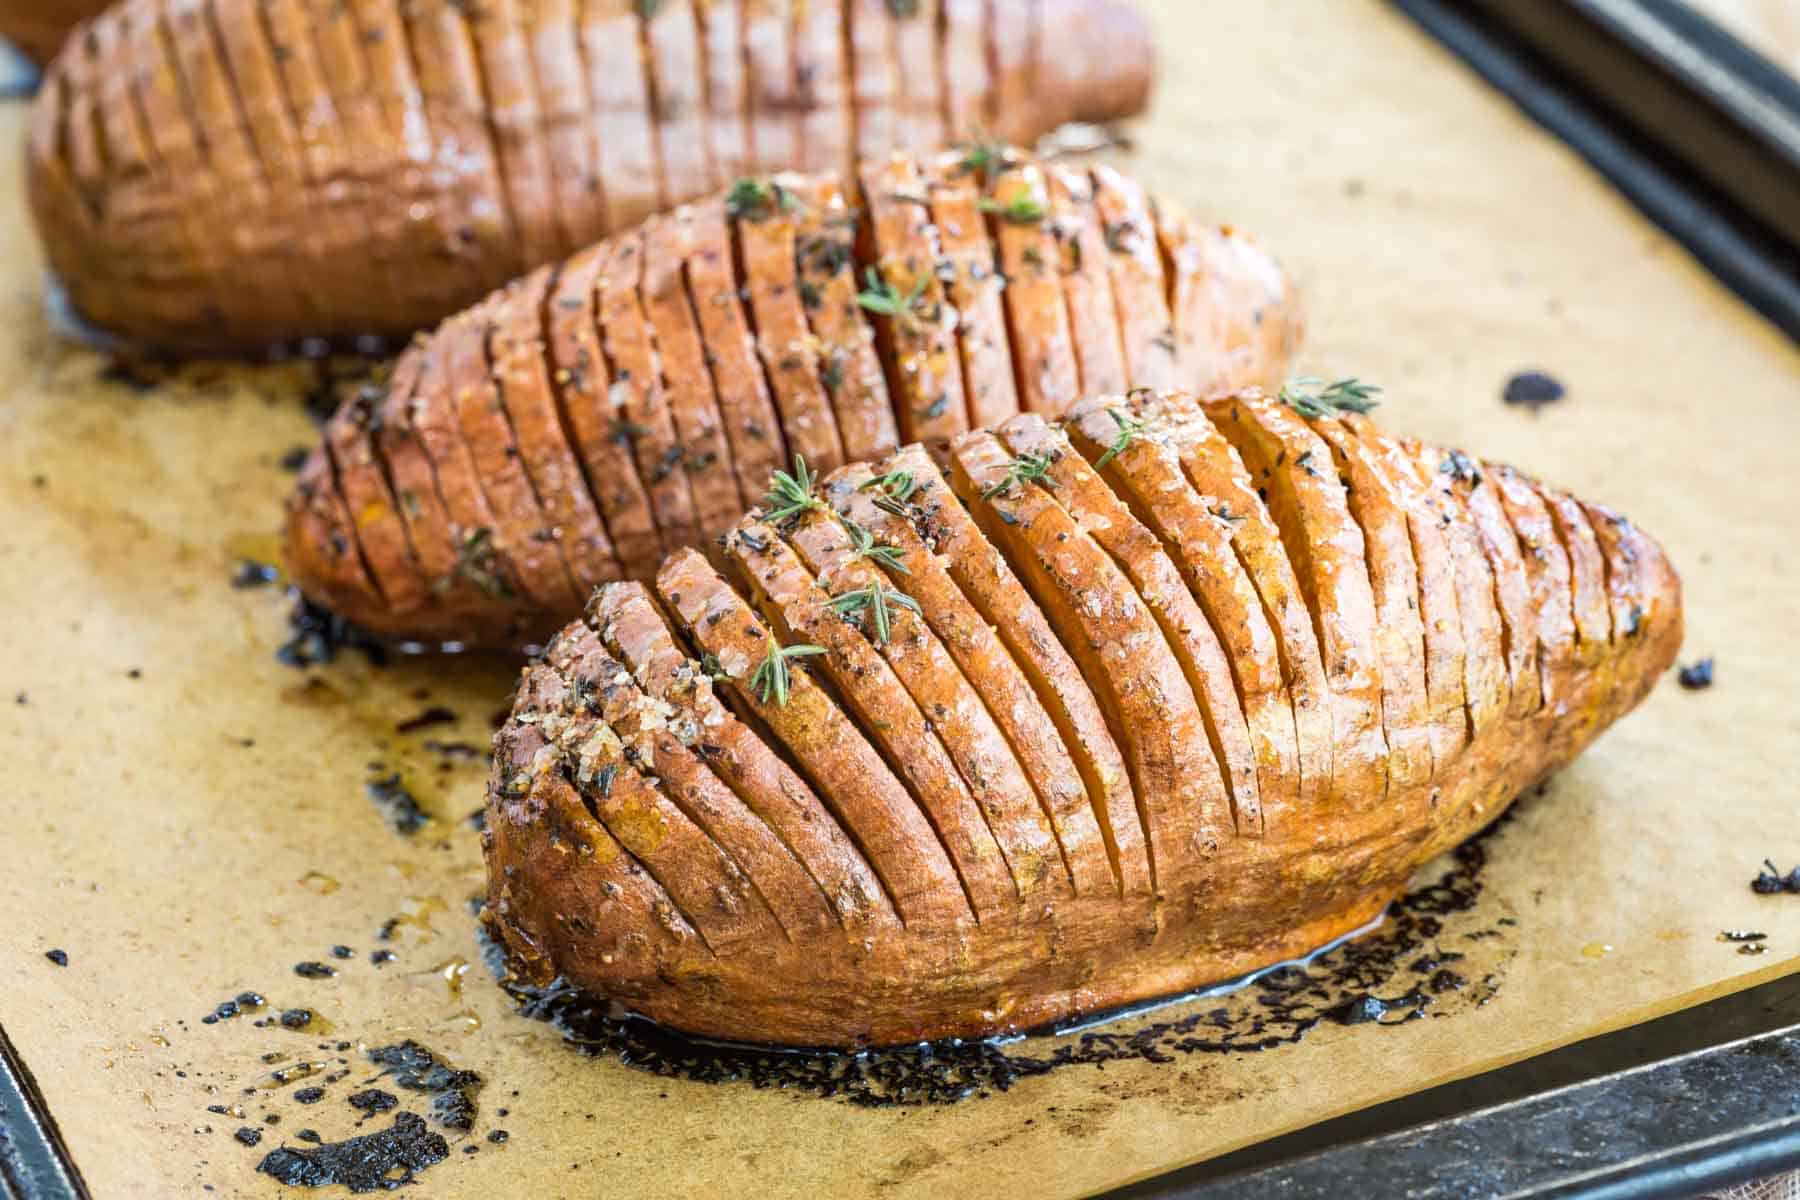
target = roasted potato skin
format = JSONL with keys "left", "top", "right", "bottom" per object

{"left": 27, "top": 0, "right": 1157, "bottom": 354}
{"left": 482, "top": 389, "right": 1683, "bottom": 1048}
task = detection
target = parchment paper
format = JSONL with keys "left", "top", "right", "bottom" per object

{"left": 2, "top": 2, "right": 1797, "bottom": 1196}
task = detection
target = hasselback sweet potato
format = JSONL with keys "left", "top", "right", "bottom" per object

{"left": 28, "top": 0, "right": 1156, "bottom": 353}
{"left": 0, "top": 1, "right": 108, "bottom": 67}
{"left": 286, "top": 147, "right": 1303, "bottom": 647}
{"left": 483, "top": 386, "right": 1684, "bottom": 1047}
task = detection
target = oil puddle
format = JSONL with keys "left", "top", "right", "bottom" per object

{"left": 500, "top": 809, "right": 1522, "bottom": 1107}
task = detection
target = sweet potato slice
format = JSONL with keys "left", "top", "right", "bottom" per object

{"left": 1000, "top": 414, "right": 1264, "bottom": 838}
{"left": 321, "top": 382, "right": 432, "bottom": 619}
{"left": 521, "top": 0, "right": 603, "bottom": 251}
{"left": 1141, "top": 392, "right": 1334, "bottom": 814}
{"left": 858, "top": 154, "right": 969, "bottom": 447}
{"left": 465, "top": 0, "right": 563, "bottom": 272}
{"left": 1209, "top": 394, "right": 1389, "bottom": 816}
{"left": 780, "top": 507, "right": 1071, "bottom": 899}
{"left": 1063, "top": 398, "right": 1301, "bottom": 837}
{"left": 1092, "top": 164, "right": 1181, "bottom": 393}
{"left": 1306, "top": 414, "right": 1438, "bottom": 795}
{"left": 487, "top": 265, "right": 618, "bottom": 597}
{"left": 486, "top": 699, "right": 701, "bottom": 992}
{"left": 1046, "top": 163, "right": 1130, "bottom": 398}
{"left": 941, "top": 0, "right": 990, "bottom": 141}
{"left": 722, "top": 521, "right": 1015, "bottom": 918}
{"left": 789, "top": 173, "right": 901, "bottom": 465}
{"left": 1535, "top": 481, "right": 1614, "bottom": 669}
{"left": 891, "top": 0, "right": 945, "bottom": 154}
{"left": 542, "top": 244, "right": 657, "bottom": 579}
{"left": 1458, "top": 460, "right": 1543, "bottom": 718}
{"left": 639, "top": 212, "right": 744, "bottom": 543}
{"left": 680, "top": 197, "right": 789, "bottom": 510}
{"left": 742, "top": 0, "right": 800, "bottom": 174}
{"left": 1339, "top": 413, "right": 1471, "bottom": 771}
{"left": 924, "top": 152, "right": 1019, "bottom": 430}
{"left": 949, "top": 430, "right": 1231, "bottom": 898}
{"left": 548, "top": 622, "right": 834, "bottom": 940}
{"left": 1490, "top": 465, "right": 1577, "bottom": 712}
{"left": 1158, "top": 203, "right": 1303, "bottom": 399}
{"left": 400, "top": 0, "right": 523, "bottom": 285}
{"left": 597, "top": 230, "right": 704, "bottom": 557}
{"left": 986, "top": 159, "right": 1081, "bottom": 417}
{"left": 846, "top": 0, "right": 899, "bottom": 162}
{"left": 593, "top": 581, "right": 897, "bottom": 932}
{"left": 371, "top": 339, "right": 486, "bottom": 626}
{"left": 825, "top": 462, "right": 1116, "bottom": 897}
{"left": 535, "top": 641, "right": 784, "bottom": 953}
{"left": 792, "top": 0, "right": 854, "bottom": 176}
{"left": 394, "top": 309, "right": 537, "bottom": 632}
{"left": 643, "top": 0, "right": 719, "bottom": 210}
{"left": 695, "top": 0, "right": 751, "bottom": 185}
{"left": 1405, "top": 440, "right": 1510, "bottom": 741}
{"left": 1584, "top": 502, "right": 1673, "bottom": 667}
{"left": 987, "top": 0, "right": 1035, "bottom": 144}
{"left": 583, "top": 0, "right": 663, "bottom": 233}
{"left": 656, "top": 547, "right": 970, "bottom": 929}
{"left": 733, "top": 181, "right": 847, "bottom": 473}
{"left": 886, "top": 445, "right": 1149, "bottom": 897}
{"left": 284, "top": 448, "right": 381, "bottom": 618}
{"left": 444, "top": 296, "right": 584, "bottom": 614}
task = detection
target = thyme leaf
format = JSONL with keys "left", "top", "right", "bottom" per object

{"left": 845, "top": 520, "right": 911, "bottom": 573}
{"left": 761, "top": 455, "right": 827, "bottom": 524}
{"left": 979, "top": 193, "right": 1047, "bottom": 225}
{"left": 829, "top": 579, "right": 921, "bottom": 645}
{"left": 749, "top": 637, "right": 826, "bottom": 707}
{"left": 1093, "top": 407, "right": 1149, "bottom": 470}
{"left": 726, "top": 176, "right": 798, "bottom": 220}
{"left": 1280, "top": 376, "right": 1383, "bottom": 419}
{"left": 981, "top": 450, "right": 1056, "bottom": 500}
{"left": 855, "top": 267, "right": 931, "bottom": 328}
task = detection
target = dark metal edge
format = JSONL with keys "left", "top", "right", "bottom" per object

{"left": 0, "top": 1025, "right": 88, "bottom": 1200}
{"left": 1101, "top": 972, "right": 1800, "bottom": 1199}
{"left": 1391, "top": 0, "right": 1800, "bottom": 343}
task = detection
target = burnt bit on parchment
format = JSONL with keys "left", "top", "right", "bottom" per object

{"left": 364, "top": 771, "right": 430, "bottom": 836}
{"left": 278, "top": 590, "right": 390, "bottom": 669}
{"left": 366, "top": 1041, "right": 484, "bottom": 1131}
{"left": 256, "top": 1111, "right": 448, "bottom": 1193}
{"left": 497, "top": 805, "right": 1523, "bottom": 1107}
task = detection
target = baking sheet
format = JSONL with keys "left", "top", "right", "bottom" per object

{"left": 1, "top": 1, "right": 1797, "bottom": 1195}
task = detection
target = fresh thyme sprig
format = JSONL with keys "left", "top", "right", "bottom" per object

{"left": 979, "top": 193, "right": 1046, "bottom": 225}
{"left": 726, "top": 176, "right": 798, "bottom": 220}
{"left": 981, "top": 451, "right": 1055, "bottom": 500}
{"left": 1280, "top": 376, "right": 1383, "bottom": 419}
{"left": 829, "top": 579, "right": 921, "bottom": 645}
{"left": 859, "top": 468, "right": 919, "bottom": 517}
{"left": 761, "top": 455, "right": 826, "bottom": 524}
{"left": 1093, "top": 407, "right": 1149, "bottom": 470}
{"left": 845, "top": 521, "right": 910, "bottom": 573}
{"left": 956, "top": 137, "right": 1011, "bottom": 179}
{"left": 856, "top": 268, "right": 931, "bottom": 328}
{"left": 749, "top": 637, "right": 826, "bottom": 707}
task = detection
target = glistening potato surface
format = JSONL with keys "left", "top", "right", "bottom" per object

{"left": 481, "top": 387, "right": 1682, "bottom": 1048}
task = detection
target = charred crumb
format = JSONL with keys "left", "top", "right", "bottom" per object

{"left": 279, "top": 1009, "right": 315, "bottom": 1030}
{"left": 44, "top": 949, "right": 67, "bottom": 967}
{"left": 347, "top": 1089, "right": 398, "bottom": 1116}
{"left": 487, "top": 1130, "right": 509, "bottom": 1144}
{"left": 1502, "top": 370, "right": 1566, "bottom": 412}
{"left": 294, "top": 1129, "right": 321, "bottom": 1144}
{"left": 396, "top": 706, "right": 458, "bottom": 734}
{"left": 1677, "top": 659, "right": 1714, "bottom": 690}
{"left": 127, "top": 668, "right": 142, "bottom": 679}
{"left": 257, "top": 1111, "right": 448, "bottom": 1193}
{"left": 366, "top": 1042, "right": 483, "bottom": 1131}
{"left": 1718, "top": 930, "right": 1768, "bottom": 942}
{"left": 278, "top": 590, "right": 389, "bottom": 669}
{"left": 499, "top": 811, "right": 1519, "bottom": 1107}
{"left": 331, "top": 945, "right": 355, "bottom": 960}
{"left": 294, "top": 1087, "right": 327, "bottom": 1105}
{"left": 278, "top": 446, "right": 311, "bottom": 473}
{"left": 14, "top": 693, "right": 25, "bottom": 705}
{"left": 424, "top": 739, "right": 484, "bottom": 762}
{"left": 371, "top": 950, "right": 397, "bottom": 967}
{"left": 365, "top": 772, "right": 429, "bottom": 835}
{"left": 203, "top": 993, "right": 266, "bottom": 1024}
{"left": 1740, "top": 943, "right": 1769, "bottom": 956}
{"left": 1751, "top": 860, "right": 1800, "bottom": 896}
{"left": 293, "top": 962, "right": 337, "bottom": 980}
{"left": 234, "top": 1127, "right": 264, "bottom": 1147}
{"left": 98, "top": 358, "right": 172, "bottom": 393}
{"left": 232, "top": 560, "right": 281, "bottom": 590}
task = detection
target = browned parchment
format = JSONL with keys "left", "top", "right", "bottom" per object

{"left": 1, "top": 2, "right": 1797, "bottom": 1196}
